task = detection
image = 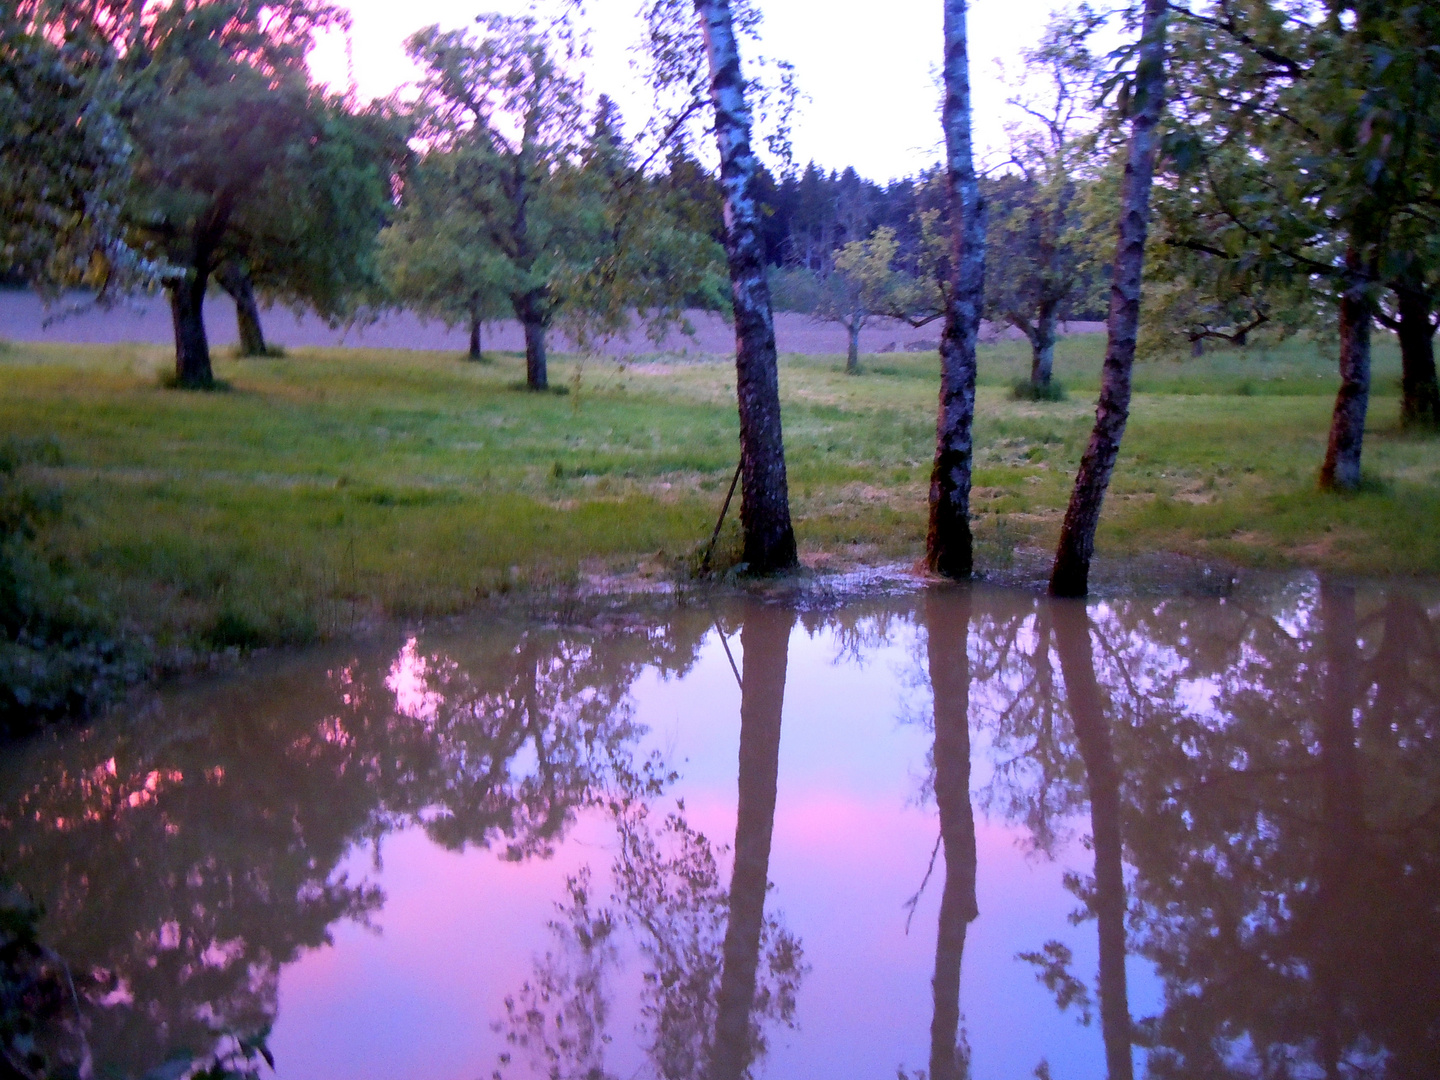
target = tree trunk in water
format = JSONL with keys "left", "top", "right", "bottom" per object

{"left": 216, "top": 263, "right": 267, "bottom": 357}
{"left": 1052, "top": 601, "right": 1133, "bottom": 1080}
{"left": 695, "top": 0, "right": 797, "bottom": 573}
{"left": 1048, "top": 0, "right": 1167, "bottom": 598}
{"left": 846, "top": 320, "right": 861, "bottom": 375}
{"left": 522, "top": 316, "right": 547, "bottom": 391}
{"left": 1031, "top": 304, "right": 1058, "bottom": 389}
{"left": 168, "top": 271, "right": 214, "bottom": 389}
{"left": 1319, "top": 272, "right": 1371, "bottom": 491}
{"left": 709, "top": 603, "right": 791, "bottom": 1080}
{"left": 925, "top": 590, "right": 977, "bottom": 1080}
{"left": 1397, "top": 285, "right": 1439, "bottom": 429}
{"left": 926, "top": 0, "right": 986, "bottom": 579}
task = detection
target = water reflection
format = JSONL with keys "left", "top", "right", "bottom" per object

{"left": 0, "top": 579, "right": 1435, "bottom": 1079}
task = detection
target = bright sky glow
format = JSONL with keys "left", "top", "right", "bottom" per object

{"left": 308, "top": 0, "right": 1079, "bottom": 183}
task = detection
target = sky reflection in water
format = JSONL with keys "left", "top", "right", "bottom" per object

{"left": 1, "top": 578, "right": 1436, "bottom": 1080}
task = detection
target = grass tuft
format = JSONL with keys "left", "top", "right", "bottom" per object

{"left": 1011, "top": 378, "right": 1068, "bottom": 402}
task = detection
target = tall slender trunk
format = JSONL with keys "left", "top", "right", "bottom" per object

{"left": 1320, "top": 266, "right": 1372, "bottom": 491}
{"left": 927, "top": 0, "right": 986, "bottom": 579}
{"left": 468, "top": 292, "right": 483, "bottom": 361}
{"left": 846, "top": 318, "right": 862, "bottom": 375}
{"left": 695, "top": 0, "right": 797, "bottom": 573}
{"left": 1052, "top": 601, "right": 1133, "bottom": 1080}
{"left": 1397, "top": 285, "right": 1439, "bottom": 429}
{"left": 709, "top": 604, "right": 791, "bottom": 1080}
{"left": 1032, "top": 303, "right": 1058, "bottom": 389}
{"left": 925, "top": 590, "right": 978, "bottom": 1080}
{"left": 1048, "top": 0, "right": 1167, "bottom": 597}
{"left": 216, "top": 263, "right": 267, "bottom": 357}
{"left": 167, "top": 269, "right": 213, "bottom": 389}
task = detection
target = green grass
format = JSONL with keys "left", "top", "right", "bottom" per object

{"left": 0, "top": 332, "right": 1436, "bottom": 663}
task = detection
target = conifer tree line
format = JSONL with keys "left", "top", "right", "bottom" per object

{"left": 4, "top": 0, "right": 1438, "bottom": 592}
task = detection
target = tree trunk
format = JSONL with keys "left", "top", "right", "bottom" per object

{"left": 1319, "top": 269, "right": 1371, "bottom": 491}
{"left": 1052, "top": 601, "right": 1133, "bottom": 1080}
{"left": 1397, "top": 285, "right": 1439, "bottom": 429}
{"left": 168, "top": 270, "right": 214, "bottom": 389}
{"left": 516, "top": 293, "right": 548, "bottom": 390}
{"left": 1032, "top": 303, "right": 1058, "bottom": 389}
{"left": 925, "top": 590, "right": 978, "bottom": 1080}
{"left": 926, "top": 0, "right": 986, "bottom": 579}
{"left": 846, "top": 319, "right": 862, "bottom": 375}
{"left": 1048, "top": 0, "right": 1167, "bottom": 598}
{"left": 709, "top": 603, "right": 791, "bottom": 1080}
{"left": 1190, "top": 335, "right": 1204, "bottom": 358}
{"left": 216, "top": 263, "right": 267, "bottom": 357}
{"left": 695, "top": 0, "right": 798, "bottom": 574}
{"left": 468, "top": 294, "right": 483, "bottom": 361}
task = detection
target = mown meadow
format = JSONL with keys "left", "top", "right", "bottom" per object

{"left": 2, "top": 330, "right": 1436, "bottom": 676}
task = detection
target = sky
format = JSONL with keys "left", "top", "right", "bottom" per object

{"left": 307, "top": 0, "right": 1077, "bottom": 184}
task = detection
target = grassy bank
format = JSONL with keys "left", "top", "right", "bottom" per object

{"left": 0, "top": 331, "right": 1436, "bottom": 681}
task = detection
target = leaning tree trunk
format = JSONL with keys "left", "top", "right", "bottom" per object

{"left": 1048, "top": 0, "right": 1167, "bottom": 598}
{"left": 926, "top": 0, "right": 986, "bottom": 579}
{"left": 1320, "top": 263, "right": 1372, "bottom": 491}
{"left": 168, "top": 268, "right": 214, "bottom": 389}
{"left": 925, "top": 590, "right": 978, "bottom": 1080}
{"left": 1396, "top": 285, "right": 1439, "bottom": 429}
{"left": 1053, "top": 601, "right": 1133, "bottom": 1080}
{"left": 709, "top": 603, "right": 792, "bottom": 1080}
{"left": 216, "top": 263, "right": 267, "bottom": 357}
{"left": 696, "top": 0, "right": 798, "bottom": 573}
{"left": 846, "top": 318, "right": 862, "bottom": 375}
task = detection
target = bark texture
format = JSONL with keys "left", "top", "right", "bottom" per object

{"left": 925, "top": 591, "right": 978, "bottom": 1080}
{"left": 1048, "top": 0, "right": 1167, "bottom": 597}
{"left": 709, "top": 604, "right": 791, "bottom": 1080}
{"left": 1397, "top": 285, "right": 1439, "bottom": 428}
{"left": 695, "top": 0, "right": 797, "bottom": 573}
{"left": 1052, "top": 601, "right": 1133, "bottom": 1080}
{"left": 217, "top": 263, "right": 267, "bottom": 357}
{"left": 1319, "top": 273, "right": 1372, "bottom": 491}
{"left": 1029, "top": 305, "right": 1058, "bottom": 389}
{"left": 927, "top": 0, "right": 986, "bottom": 578}
{"left": 846, "top": 319, "right": 861, "bottom": 375}
{"left": 168, "top": 271, "right": 214, "bottom": 389}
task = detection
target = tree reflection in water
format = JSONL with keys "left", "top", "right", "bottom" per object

{"left": 0, "top": 613, "right": 712, "bottom": 1077}
{"left": 0, "top": 582, "right": 1435, "bottom": 1079}
{"left": 494, "top": 603, "right": 806, "bottom": 1080}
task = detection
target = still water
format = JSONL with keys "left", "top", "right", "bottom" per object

{"left": 2, "top": 578, "right": 1437, "bottom": 1080}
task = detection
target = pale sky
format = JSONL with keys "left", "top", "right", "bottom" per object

{"left": 308, "top": 0, "right": 1073, "bottom": 184}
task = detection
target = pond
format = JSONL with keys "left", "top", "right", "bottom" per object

{"left": 1, "top": 577, "right": 1436, "bottom": 1080}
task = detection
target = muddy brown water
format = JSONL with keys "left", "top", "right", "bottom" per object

{"left": 1, "top": 576, "right": 1436, "bottom": 1079}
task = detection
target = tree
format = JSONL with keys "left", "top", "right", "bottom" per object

{"left": 0, "top": 2, "right": 146, "bottom": 305}
{"left": 119, "top": 0, "right": 392, "bottom": 388}
{"left": 1160, "top": 0, "right": 1440, "bottom": 480}
{"left": 987, "top": 11, "right": 1101, "bottom": 394}
{"left": 927, "top": 0, "right": 987, "bottom": 579}
{"left": 1049, "top": 0, "right": 1169, "bottom": 598}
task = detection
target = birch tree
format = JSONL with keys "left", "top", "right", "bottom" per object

{"left": 640, "top": 0, "right": 798, "bottom": 573}
{"left": 927, "top": 0, "right": 987, "bottom": 578}
{"left": 1048, "top": 0, "right": 1168, "bottom": 598}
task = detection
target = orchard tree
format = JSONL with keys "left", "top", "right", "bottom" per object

{"left": 1161, "top": 0, "right": 1440, "bottom": 482}
{"left": 987, "top": 11, "right": 1101, "bottom": 395}
{"left": 0, "top": 3, "right": 147, "bottom": 305}
{"left": 120, "top": 0, "right": 394, "bottom": 388}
